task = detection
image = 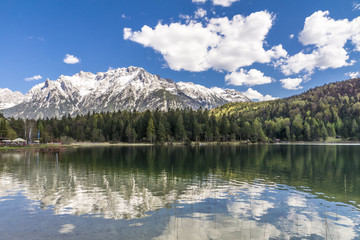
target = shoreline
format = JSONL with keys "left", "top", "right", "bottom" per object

{"left": 2, "top": 140, "right": 360, "bottom": 151}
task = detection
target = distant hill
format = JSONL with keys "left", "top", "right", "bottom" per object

{"left": 213, "top": 78, "right": 360, "bottom": 141}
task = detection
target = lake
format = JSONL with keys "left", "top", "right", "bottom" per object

{"left": 0, "top": 145, "right": 360, "bottom": 239}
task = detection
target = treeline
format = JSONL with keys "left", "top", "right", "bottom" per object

{"left": 3, "top": 108, "right": 248, "bottom": 143}
{"left": 1, "top": 78, "right": 360, "bottom": 143}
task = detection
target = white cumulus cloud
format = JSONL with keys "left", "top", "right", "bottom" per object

{"left": 212, "top": 0, "right": 239, "bottom": 7}
{"left": 195, "top": 8, "right": 207, "bottom": 18}
{"left": 124, "top": 22, "right": 218, "bottom": 71}
{"left": 346, "top": 71, "right": 360, "bottom": 78}
{"left": 24, "top": 75, "right": 42, "bottom": 82}
{"left": 63, "top": 54, "right": 80, "bottom": 64}
{"left": 278, "top": 11, "right": 360, "bottom": 77}
{"left": 124, "top": 11, "right": 287, "bottom": 72}
{"left": 243, "top": 88, "right": 278, "bottom": 101}
{"left": 225, "top": 69, "right": 273, "bottom": 86}
{"left": 280, "top": 78, "right": 303, "bottom": 90}
{"left": 192, "top": 0, "right": 239, "bottom": 7}
{"left": 179, "top": 14, "right": 191, "bottom": 21}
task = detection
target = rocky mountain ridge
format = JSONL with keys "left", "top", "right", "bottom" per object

{"left": 1, "top": 66, "right": 250, "bottom": 119}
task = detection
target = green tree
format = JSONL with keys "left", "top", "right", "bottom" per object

{"left": 251, "top": 119, "right": 265, "bottom": 142}
{"left": 229, "top": 121, "right": 239, "bottom": 141}
{"left": 219, "top": 115, "right": 230, "bottom": 141}
{"left": 326, "top": 122, "right": 336, "bottom": 138}
{"left": 203, "top": 121, "right": 213, "bottom": 142}
{"left": 303, "top": 121, "right": 311, "bottom": 141}
{"left": 350, "top": 119, "right": 359, "bottom": 139}
{"left": 91, "top": 129, "right": 105, "bottom": 142}
{"left": 175, "top": 114, "right": 186, "bottom": 142}
{"left": 320, "top": 122, "right": 328, "bottom": 141}
{"left": 125, "top": 124, "right": 137, "bottom": 143}
{"left": 291, "top": 114, "right": 304, "bottom": 140}
{"left": 191, "top": 119, "right": 201, "bottom": 141}
{"left": 0, "top": 119, "right": 8, "bottom": 138}
{"left": 156, "top": 119, "right": 167, "bottom": 143}
{"left": 146, "top": 118, "right": 156, "bottom": 143}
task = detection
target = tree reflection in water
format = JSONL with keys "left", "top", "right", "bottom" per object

{"left": 0, "top": 145, "right": 359, "bottom": 239}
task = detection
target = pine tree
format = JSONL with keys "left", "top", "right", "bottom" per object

{"left": 125, "top": 124, "right": 137, "bottom": 143}
{"left": 230, "top": 121, "right": 239, "bottom": 141}
{"left": 175, "top": 114, "right": 186, "bottom": 142}
{"left": 242, "top": 122, "right": 251, "bottom": 140}
{"left": 0, "top": 119, "right": 8, "bottom": 138}
{"left": 203, "top": 121, "right": 213, "bottom": 142}
{"left": 156, "top": 120, "right": 167, "bottom": 143}
{"left": 191, "top": 118, "right": 201, "bottom": 141}
{"left": 214, "top": 126, "right": 220, "bottom": 142}
{"left": 146, "top": 118, "right": 156, "bottom": 143}
{"left": 219, "top": 115, "right": 230, "bottom": 141}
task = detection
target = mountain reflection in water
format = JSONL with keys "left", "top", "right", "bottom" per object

{"left": 0, "top": 145, "right": 359, "bottom": 239}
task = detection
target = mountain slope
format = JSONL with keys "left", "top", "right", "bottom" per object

{"left": 0, "top": 89, "right": 25, "bottom": 110}
{"left": 212, "top": 77, "right": 360, "bottom": 141}
{"left": 214, "top": 77, "right": 360, "bottom": 117}
{"left": 1, "top": 67, "right": 250, "bottom": 119}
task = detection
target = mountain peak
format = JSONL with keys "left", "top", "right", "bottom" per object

{"left": 76, "top": 71, "right": 95, "bottom": 78}
{"left": 43, "top": 78, "right": 51, "bottom": 88}
{"left": 0, "top": 88, "right": 25, "bottom": 110}
{"left": 126, "top": 66, "right": 145, "bottom": 72}
{"left": 1, "top": 66, "right": 250, "bottom": 119}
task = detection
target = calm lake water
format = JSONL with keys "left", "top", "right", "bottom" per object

{"left": 0, "top": 145, "right": 360, "bottom": 239}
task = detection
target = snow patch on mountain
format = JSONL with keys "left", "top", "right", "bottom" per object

{"left": 1, "top": 67, "right": 250, "bottom": 119}
{"left": 0, "top": 88, "right": 25, "bottom": 110}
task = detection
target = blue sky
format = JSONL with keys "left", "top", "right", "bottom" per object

{"left": 1, "top": 0, "right": 360, "bottom": 100}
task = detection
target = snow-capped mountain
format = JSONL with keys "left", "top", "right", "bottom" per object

{"left": 1, "top": 67, "right": 250, "bottom": 119}
{"left": 0, "top": 88, "right": 25, "bottom": 110}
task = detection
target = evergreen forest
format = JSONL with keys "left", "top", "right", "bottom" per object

{"left": 1, "top": 78, "right": 360, "bottom": 143}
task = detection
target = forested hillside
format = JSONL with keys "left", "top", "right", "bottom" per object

{"left": 1, "top": 78, "right": 360, "bottom": 143}
{"left": 214, "top": 78, "right": 360, "bottom": 141}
